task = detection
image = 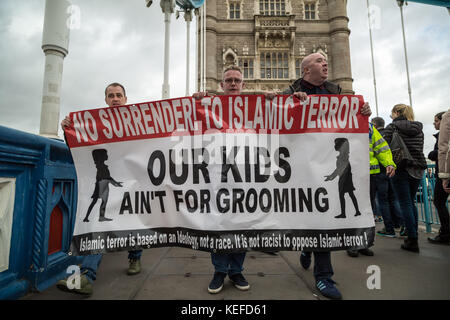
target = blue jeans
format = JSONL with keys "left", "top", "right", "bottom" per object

{"left": 77, "top": 254, "right": 103, "bottom": 283}
{"left": 371, "top": 173, "right": 395, "bottom": 233}
{"left": 128, "top": 250, "right": 142, "bottom": 260}
{"left": 211, "top": 252, "right": 246, "bottom": 275}
{"left": 391, "top": 170, "right": 421, "bottom": 239}
{"left": 302, "top": 251, "right": 333, "bottom": 281}
{"left": 388, "top": 179, "right": 404, "bottom": 228}
{"left": 77, "top": 250, "right": 142, "bottom": 283}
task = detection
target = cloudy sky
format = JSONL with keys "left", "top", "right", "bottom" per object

{"left": 0, "top": 0, "right": 448, "bottom": 153}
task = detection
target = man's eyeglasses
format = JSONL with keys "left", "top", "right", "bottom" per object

{"left": 224, "top": 78, "right": 242, "bottom": 84}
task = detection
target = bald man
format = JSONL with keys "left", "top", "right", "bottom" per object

{"left": 279, "top": 52, "right": 372, "bottom": 300}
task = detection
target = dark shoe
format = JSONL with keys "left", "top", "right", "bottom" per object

{"left": 335, "top": 213, "right": 346, "bottom": 218}
{"left": 399, "top": 226, "right": 407, "bottom": 237}
{"left": 401, "top": 237, "right": 419, "bottom": 253}
{"left": 127, "top": 259, "right": 141, "bottom": 275}
{"left": 346, "top": 249, "right": 359, "bottom": 257}
{"left": 358, "top": 248, "right": 374, "bottom": 256}
{"left": 377, "top": 228, "right": 396, "bottom": 238}
{"left": 316, "top": 278, "right": 342, "bottom": 300}
{"left": 427, "top": 234, "right": 450, "bottom": 244}
{"left": 354, "top": 212, "right": 361, "bottom": 217}
{"left": 56, "top": 274, "right": 93, "bottom": 296}
{"left": 300, "top": 251, "right": 311, "bottom": 269}
{"left": 208, "top": 272, "right": 226, "bottom": 294}
{"left": 98, "top": 216, "right": 113, "bottom": 222}
{"left": 229, "top": 273, "right": 250, "bottom": 291}
{"left": 83, "top": 217, "right": 89, "bottom": 222}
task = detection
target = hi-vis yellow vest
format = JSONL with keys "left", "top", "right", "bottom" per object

{"left": 369, "top": 124, "right": 396, "bottom": 174}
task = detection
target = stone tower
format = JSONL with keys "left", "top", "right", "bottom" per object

{"left": 197, "top": 0, "right": 353, "bottom": 95}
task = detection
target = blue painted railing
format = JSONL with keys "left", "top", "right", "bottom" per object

{"left": 416, "top": 164, "right": 444, "bottom": 232}
{"left": 0, "top": 126, "right": 78, "bottom": 300}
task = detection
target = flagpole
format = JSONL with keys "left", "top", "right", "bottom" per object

{"left": 367, "top": 0, "right": 379, "bottom": 116}
{"left": 397, "top": 0, "right": 413, "bottom": 107}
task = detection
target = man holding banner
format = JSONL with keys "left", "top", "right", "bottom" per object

{"left": 272, "top": 52, "right": 372, "bottom": 300}
{"left": 63, "top": 55, "right": 374, "bottom": 300}
{"left": 58, "top": 83, "right": 143, "bottom": 296}
{"left": 193, "top": 66, "right": 251, "bottom": 294}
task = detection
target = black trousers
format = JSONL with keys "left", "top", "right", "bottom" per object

{"left": 434, "top": 177, "right": 450, "bottom": 235}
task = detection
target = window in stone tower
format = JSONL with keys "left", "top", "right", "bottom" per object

{"left": 229, "top": 2, "right": 241, "bottom": 19}
{"left": 304, "top": 2, "right": 316, "bottom": 20}
{"left": 239, "top": 59, "right": 254, "bottom": 79}
{"left": 260, "top": 0, "right": 286, "bottom": 16}
{"left": 260, "top": 52, "right": 289, "bottom": 79}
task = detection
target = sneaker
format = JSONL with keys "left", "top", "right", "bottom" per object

{"left": 208, "top": 272, "right": 226, "bottom": 294}
{"left": 427, "top": 234, "right": 450, "bottom": 244}
{"left": 316, "top": 278, "right": 342, "bottom": 300}
{"left": 229, "top": 273, "right": 250, "bottom": 291}
{"left": 377, "top": 229, "right": 396, "bottom": 238}
{"left": 358, "top": 248, "right": 374, "bottom": 256}
{"left": 127, "top": 259, "right": 141, "bottom": 275}
{"left": 56, "top": 274, "right": 93, "bottom": 296}
{"left": 346, "top": 249, "right": 359, "bottom": 257}
{"left": 399, "top": 227, "right": 407, "bottom": 237}
{"left": 299, "top": 251, "right": 311, "bottom": 269}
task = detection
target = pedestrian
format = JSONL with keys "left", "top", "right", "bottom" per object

{"left": 193, "top": 66, "right": 250, "bottom": 294}
{"left": 57, "top": 83, "right": 144, "bottom": 296}
{"left": 372, "top": 117, "right": 405, "bottom": 236}
{"left": 429, "top": 111, "right": 450, "bottom": 244}
{"left": 382, "top": 104, "right": 427, "bottom": 252}
{"left": 366, "top": 117, "right": 398, "bottom": 238}
{"left": 268, "top": 52, "right": 372, "bottom": 299}
{"left": 347, "top": 121, "right": 396, "bottom": 257}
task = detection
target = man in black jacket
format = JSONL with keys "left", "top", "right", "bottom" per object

{"left": 427, "top": 112, "right": 450, "bottom": 244}
{"left": 269, "top": 52, "right": 372, "bottom": 300}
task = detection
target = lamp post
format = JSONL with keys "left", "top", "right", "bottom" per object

{"left": 184, "top": 10, "right": 192, "bottom": 96}
{"left": 160, "top": 0, "right": 175, "bottom": 99}
{"left": 39, "top": 0, "right": 71, "bottom": 138}
{"left": 146, "top": 0, "right": 204, "bottom": 97}
{"left": 397, "top": 0, "right": 413, "bottom": 107}
{"left": 366, "top": 0, "right": 379, "bottom": 116}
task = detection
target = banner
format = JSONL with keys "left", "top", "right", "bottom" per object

{"left": 66, "top": 94, "right": 373, "bottom": 255}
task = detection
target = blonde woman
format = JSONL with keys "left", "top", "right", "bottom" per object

{"left": 383, "top": 104, "right": 427, "bottom": 252}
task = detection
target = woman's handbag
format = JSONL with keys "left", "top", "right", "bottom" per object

{"left": 390, "top": 126, "right": 413, "bottom": 165}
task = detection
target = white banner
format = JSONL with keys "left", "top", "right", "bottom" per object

{"left": 66, "top": 94, "right": 374, "bottom": 255}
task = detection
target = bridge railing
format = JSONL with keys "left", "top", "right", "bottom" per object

{"left": 416, "top": 164, "right": 444, "bottom": 232}
{"left": 0, "top": 126, "right": 78, "bottom": 300}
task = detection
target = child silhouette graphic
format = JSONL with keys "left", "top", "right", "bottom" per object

{"left": 83, "top": 149, "right": 123, "bottom": 222}
{"left": 324, "top": 138, "right": 362, "bottom": 219}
